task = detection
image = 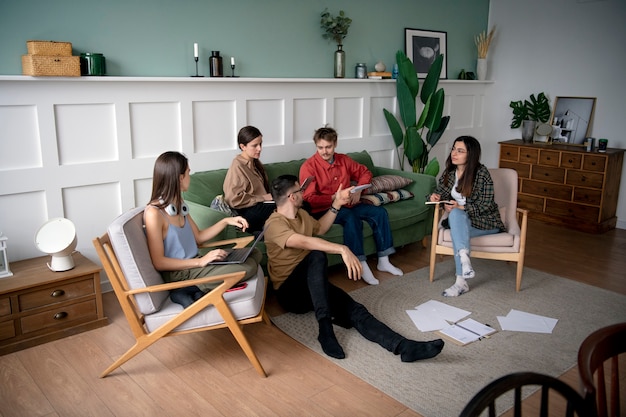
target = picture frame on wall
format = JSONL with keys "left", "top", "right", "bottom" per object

{"left": 405, "top": 28, "right": 447, "bottom": 79}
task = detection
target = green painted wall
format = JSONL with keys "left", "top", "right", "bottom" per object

{"left": 0, "top": 0, "right": 489, "bottom": 78}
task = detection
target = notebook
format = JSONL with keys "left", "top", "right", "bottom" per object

{"left": 208, "top": 229, "right": 264, "bottom": 265}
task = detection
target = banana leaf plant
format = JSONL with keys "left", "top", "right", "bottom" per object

{"left": 383, "top": 50, "right": 449, "bottom": 176}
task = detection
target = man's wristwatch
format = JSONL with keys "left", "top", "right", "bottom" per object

{"left": 329, "top": 206, "right": 340, "bottom": 214}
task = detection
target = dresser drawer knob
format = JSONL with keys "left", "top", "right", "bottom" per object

{"left": 53, "top": 311, "right": 68, "bottom": 320}
{"left": 51, "top": 289, "right": 65, "bottom": 297}
{"left": 568, "top": 159, "right": 573, "bottom": 163}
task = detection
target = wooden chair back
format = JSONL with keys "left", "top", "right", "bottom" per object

{"left": 459, "top": 372, "right": 591, "bottom": 417}
{"left": 578, "top": 322, "right": 626, "bottom": 417}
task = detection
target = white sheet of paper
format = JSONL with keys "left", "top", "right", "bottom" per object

{"left": 406, "top": 309, "right": 450, "bottom": 332}
{"left": 415, "top": 300, "right": 471, "bottom": 323}
{"left": 497, "top": 309, "right": 558, "bottom": 333}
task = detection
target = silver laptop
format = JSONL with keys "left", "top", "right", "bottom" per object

{"left": 208, "top": 229, "right": 264, "bottom": 265}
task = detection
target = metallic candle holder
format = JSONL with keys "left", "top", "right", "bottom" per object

{"left": 191, "top": 57, "right": 203, "bottom": 77}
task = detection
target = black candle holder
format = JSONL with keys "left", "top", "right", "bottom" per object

{"left": 230, "top": 64, "right": 238, "bottom": 78}
{"left": 191, "top": 57, "right": 203, "bottom": 77}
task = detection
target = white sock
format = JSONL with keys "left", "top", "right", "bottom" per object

{"left": 377, "top": 256, "right": 404, "bottom": 276}
{"left": 459, "top": 249, "right": 475, "bottom": 279}
{"left": 442, "top": 275, "right": 469, "bottom": 297}
{"left": 360, "top": 261, "right": 379, "bottom": 285}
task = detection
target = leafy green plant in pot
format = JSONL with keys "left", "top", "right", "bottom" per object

{"left": 383, "top": 50, "right": 449, "bottom": 176}
{"left": 509, "top": 92, "right": 551, "bottom": 142}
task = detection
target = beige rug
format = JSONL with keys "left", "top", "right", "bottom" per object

{"left": 271, "top": 259, "right": 626, "bottom": 417}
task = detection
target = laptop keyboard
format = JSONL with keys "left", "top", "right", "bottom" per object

{"left": 225, "top": 248, "right": 248, "bottom": 262}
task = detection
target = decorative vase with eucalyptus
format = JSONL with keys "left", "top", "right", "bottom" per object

{"left": 320, "top": 8, "right": 351, "bottom": 79}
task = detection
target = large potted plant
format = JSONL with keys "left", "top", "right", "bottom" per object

{"left": 383, "top": 50, "right": 449, "bottom": 176}
{"left": 320, "top": 8, "right": 351, "bottom": 78}
{"left": 509, "top": 92, "right": 551, "bottom": 142}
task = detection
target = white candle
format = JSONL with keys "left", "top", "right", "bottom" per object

{"left": 231, "top": 57, "right": 235, "bottom": 66}
{"left": 194, "top": 43, "right": 198, "bottom": 58}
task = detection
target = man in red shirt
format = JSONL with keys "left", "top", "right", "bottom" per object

{"left": 300, "top": 126, "right": 403, "bottom": 285}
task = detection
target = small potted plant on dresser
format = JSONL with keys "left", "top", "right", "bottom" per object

{"left": 509, "top": 92, "right": 551, "bottom": 143}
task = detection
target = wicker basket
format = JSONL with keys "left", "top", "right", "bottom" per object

{"left": 26, "top": 40, "right": 73, "bottom": 56}
{"left": 22, "top": 55, "right": 80, "bottom": 76}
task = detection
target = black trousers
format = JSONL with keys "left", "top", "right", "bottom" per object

{"left": 276, "top": 250, "right": 404, "bottom": 353}
{"left": 236, "top": 202, "right": 276, "bottom": 233}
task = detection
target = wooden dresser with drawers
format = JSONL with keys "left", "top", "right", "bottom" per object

{"left": 0, "top": 253, "right": 107, "bottom": 355}
{"left": 499, "top": 139, "right": 624, "bottom": 233}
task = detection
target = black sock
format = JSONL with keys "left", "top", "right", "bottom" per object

{"left": 318, "top": 318, "right": 345, "bottom": 359}
{"left": 397, "top": 339, "right": 444, "bottom": 362}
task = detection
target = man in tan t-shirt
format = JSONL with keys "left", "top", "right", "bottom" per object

{"left": 264, "top": 174, "right": 444, "bottom": 362}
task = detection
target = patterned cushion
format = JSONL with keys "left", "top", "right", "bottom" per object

{"left": 360, "top": 189, "right": 414, "bottom": 206}
{"left": 363, "top": 175, "right": 413, "bottom": 194}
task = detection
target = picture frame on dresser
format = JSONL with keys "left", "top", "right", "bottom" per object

{"left": 550, "top": 97, "right": 596, "bottom": 145}
{"left": 405, "top": 28, "right": 447, "bottom": 79}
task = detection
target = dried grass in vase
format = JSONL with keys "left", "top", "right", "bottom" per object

{"left": 475, "top": 26, "right": 496, "bottom": 59}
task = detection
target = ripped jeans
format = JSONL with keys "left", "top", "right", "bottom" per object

{"left": 447, "top": 208, "right": 500, "bottom": 276}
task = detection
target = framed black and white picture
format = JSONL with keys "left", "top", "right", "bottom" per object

{"left": 405, "top": 28, "right": 447, "bottom": 79}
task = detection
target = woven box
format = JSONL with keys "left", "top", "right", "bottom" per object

{"left": 26, "top": 40, "right": 73, "bottom": 56}
{"left": 22, "top": 55, "right": 80, "bottom": 76}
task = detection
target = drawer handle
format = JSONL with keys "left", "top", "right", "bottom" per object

{"left": 53, "top": 312, "right": 68, "bottom": 320}
{"left": 51, "top": 289, "right": 65, "bottom": 297}
{"left": 591, "top": 162, "right": 597, "bottom": 166}
{"left": 544, "top": 173, "right": 549, "bottom": 177}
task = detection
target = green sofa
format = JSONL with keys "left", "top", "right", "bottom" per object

{"left": 183, "top": 150, "right": 436, "bottom": 268}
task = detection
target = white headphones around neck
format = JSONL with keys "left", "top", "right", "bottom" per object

{"left": 159, "top": 198, "right": 189, "bottom": 216}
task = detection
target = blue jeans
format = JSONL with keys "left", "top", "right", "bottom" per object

{"left": 276, "top": 251, "right": 404, "bottom": 353}
{"left": 447, "top": 209, "right": 500, "bottom": 276}
{"left": 334, "top": 204, "right": 395, "bottom": 261}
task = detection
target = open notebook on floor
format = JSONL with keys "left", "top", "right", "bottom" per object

{"left": 437, "top": 318, "right": 497, "bottom": 346}
{"left": 209, "top": 229, "right": 264, "bottom": 265}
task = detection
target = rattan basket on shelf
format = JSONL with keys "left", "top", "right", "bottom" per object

{"left": 26, "top": 40, "right": 72, "bottom": 56}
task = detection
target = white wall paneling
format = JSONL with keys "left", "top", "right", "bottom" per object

{"left": 0, "top": 76, "right": 490, "bottom": 289}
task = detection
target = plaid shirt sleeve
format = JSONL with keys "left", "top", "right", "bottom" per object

{"left": 466, "top": 165, "right": 505, "bottom": 231}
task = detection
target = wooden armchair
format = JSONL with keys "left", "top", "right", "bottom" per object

{"left": 459, "top": 372, "right": 590, "bottom": 417}
{"left": 92, "top": 206, "right": 269, "bottom": 378}
{"left": 577, "top": 322, "right": 626, "bottom": 417}
{"left": 429, "top": 168, "right": 529, "bottom": 291}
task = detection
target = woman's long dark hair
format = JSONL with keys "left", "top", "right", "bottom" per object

{"left": 149, "top": 151, "right": 188, "bottom": 212}
{"left": 238, "top": 125, "right": 269, "bottom": 192}
{"left": 443, "top": 136, "right": 482, "bottom": 196}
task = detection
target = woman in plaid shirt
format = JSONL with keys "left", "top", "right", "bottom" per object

{"left": 428, "top": 136, "right": 505, "bottom": 297}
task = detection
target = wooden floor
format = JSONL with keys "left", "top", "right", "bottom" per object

{"left": 1, "top": 219, "right": 624, "bottom": 417}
